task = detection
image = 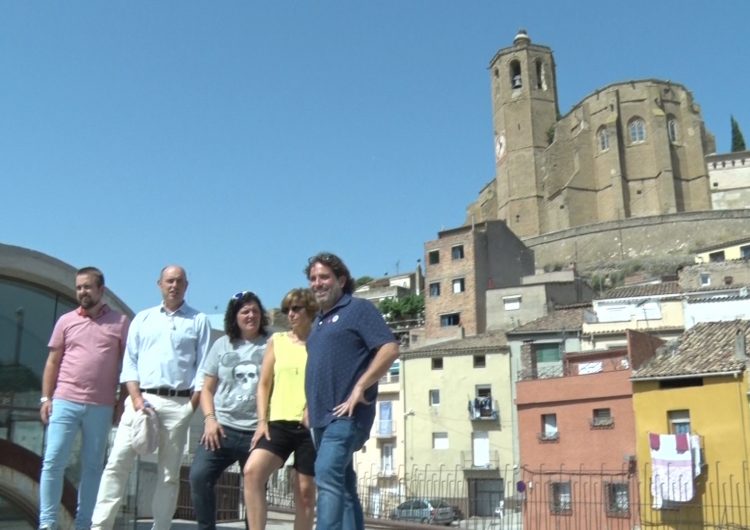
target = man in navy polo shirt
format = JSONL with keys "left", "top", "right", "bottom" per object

{"left": 304, "top": 252, "right": 399, "bottom": 530}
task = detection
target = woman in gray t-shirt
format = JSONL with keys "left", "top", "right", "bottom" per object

{"left": 189, "top": 291, "right": 269, "bottom": 530}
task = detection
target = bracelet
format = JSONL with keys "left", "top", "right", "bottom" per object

{"left": 204, "top": 412, "right": 217, "bottom": 422}
{"left": 258, "top": 418, "right": 267, "bottom": 423}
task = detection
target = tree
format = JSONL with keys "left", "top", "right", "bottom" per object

{"left": 731, "top": 115, "right": 747, "bottom": 152}
{"left": 355, "top": 276, "right": 374, "bottom": 288}
{"left": 378, "top": 294, "right": 424, "bottom": 322}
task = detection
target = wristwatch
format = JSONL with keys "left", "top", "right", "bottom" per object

{"left": 40, "top": 396, "right": 50, "bottom": 405}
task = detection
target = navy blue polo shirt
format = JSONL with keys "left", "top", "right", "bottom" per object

{"left": 305, "top": 293, "right": 396, "bottom": 432}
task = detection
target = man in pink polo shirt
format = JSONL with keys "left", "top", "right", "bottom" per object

{"left": 38, "top": 267, "right": 130, "bottom": 530}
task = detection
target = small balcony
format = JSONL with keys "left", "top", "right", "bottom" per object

{"left": 537, "top": 431, "right": 560, "bottom": 443}
{"left": 378, "top": 467, "right": 397, "bottom": 478}
{"left": 590, "top": 416, "right": 615, "bottom": 429}
{"left": 468, "top": 398, "right": 499, "bottom": 421}
{"left": 374, "top": 419, "right": 396, "bottom": 438}
{"left": 460, "top": 450, "right": 500, "bottom": 470}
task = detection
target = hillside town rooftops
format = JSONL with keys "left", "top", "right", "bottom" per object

{"left": 632, "top": 320, "right": 749, "bottom": 380}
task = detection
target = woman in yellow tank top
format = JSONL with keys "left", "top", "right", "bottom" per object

{"left": 243, "top": 288, "right": 317, "bottom": 530}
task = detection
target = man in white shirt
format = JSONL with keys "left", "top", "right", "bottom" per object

{"left": 91, "top": 265, "right": 211, "bottom": 530}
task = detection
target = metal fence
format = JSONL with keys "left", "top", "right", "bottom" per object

{"left": 161, "top": 461, "right": 750, "bottom": 530}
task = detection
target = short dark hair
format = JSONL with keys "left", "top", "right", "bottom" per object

{"left": 224, "top": 291, "right": 269, "bottom": 340}
{"left": 76, "top": 267, "right": 105, "bottom": 287}
{"left": 304, "top": 252, "right": 355, "bottom": 294}
{"left": 281, "top": 288, "right": 318, "bottom": 318}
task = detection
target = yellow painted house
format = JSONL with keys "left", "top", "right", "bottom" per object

{"left": 631, "top": 320, "right": 750, "bottom": 529}
{"left": 400, "top": 333, "right": 514, "bottom": 517}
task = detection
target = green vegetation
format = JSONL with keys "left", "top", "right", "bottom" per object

{"left": 378, "top": 294, "right": 425, "bottom": 322}
{"left": 731, "top": 115, "right": 746, "bottom": 152}
{"left": 355, "top": 276, "right": 374, "bottom": 288}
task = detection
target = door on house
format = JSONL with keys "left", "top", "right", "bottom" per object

{"left": 472, "top": 431, "right": 490, "bottom": 467}
{"left": 381, "top": 443, "right": 394, "bottom": 475}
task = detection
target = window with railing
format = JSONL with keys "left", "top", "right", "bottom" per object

{"left": 605, "top": 482, "right": 630, "bottom": 516}
{"left": 550, "top": 481, "right": 572, "bottom": 514}
{"left": 539, "top": 413, "right": 559, "bottom": 442}
{"left": 591, "top": 408, "right": 614, "bottom": 429}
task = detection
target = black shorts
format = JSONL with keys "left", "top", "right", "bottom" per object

{"left": 254, "top": 420, "right": 316, "bottom": 476}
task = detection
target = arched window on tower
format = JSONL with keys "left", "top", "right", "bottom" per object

{"left": 535, "top": 59, "right": 547, "bottom": 90}
{"left": 667, "top": 116, "right": 679, "bottom": 143}
{"left": 510, "top": 60, "right": 522, "bottom": 89}
{"left": 628, "top": 117, "right": 646, "bottom": 144}
{"left": 597, "top": 126, "right": 610, "bottom": 152}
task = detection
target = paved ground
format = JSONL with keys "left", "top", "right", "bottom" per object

{"left": 135, "top": 511, "right": 523, "bottom": 530}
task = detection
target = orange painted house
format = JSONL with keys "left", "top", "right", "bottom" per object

{"left": 515, "top": 330, "right": 662, "bottom": 530}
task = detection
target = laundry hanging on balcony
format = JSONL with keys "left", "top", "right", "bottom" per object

{"left": 649, "top": 433, "right": 702, "bottom": 509}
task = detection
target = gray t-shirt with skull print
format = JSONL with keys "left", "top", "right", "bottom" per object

{"left": 200, "top": 334, "right": 267, "bottom": 431}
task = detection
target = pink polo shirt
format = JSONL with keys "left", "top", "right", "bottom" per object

{"left": 48, "top": 304, "right": 130, "bottom": 406}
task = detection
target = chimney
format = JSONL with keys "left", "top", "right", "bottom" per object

{"left": 735, "top": 329, "right": 747, "bottom": 361}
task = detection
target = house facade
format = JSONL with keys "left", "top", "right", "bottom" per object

{"left": 631, "top": 320, "right": 750, "bottom": 529}
{"left": 400, "top": 334, "right": 513, "bottom": 517}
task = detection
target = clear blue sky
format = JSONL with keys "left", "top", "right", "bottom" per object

{"left": 2, "top": 1, "right": 748, "bottom": 314}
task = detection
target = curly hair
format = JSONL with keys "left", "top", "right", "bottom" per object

{"left": 304, "top": 252, "right": 355, "bottom": 294}
{"left": 224, "top": 291, "right": 269, "bottom": 340}
{"left": 280, "top": 288, "right": 318, "bottom": 318}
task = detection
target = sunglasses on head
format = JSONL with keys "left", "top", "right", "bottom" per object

{"left": 233, "top": 291, "right": 255, "bottom": 301}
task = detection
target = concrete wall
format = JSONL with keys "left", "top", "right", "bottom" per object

{"left": 523, "top": 209, "right": 750, "bottom": 271}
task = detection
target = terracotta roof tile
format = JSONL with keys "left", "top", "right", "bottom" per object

{"left": 632, "top": 320, "right": 749, "bottom": 379}
{"left": 403, "top": 332, "right": 508, "bottom": 357}
{"left": 600, "top": 281, "right": 681, "bottom": 300}
{"left": 507, "top": 307, "right": 588, "bottom": 334}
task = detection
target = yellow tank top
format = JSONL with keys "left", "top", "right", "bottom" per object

{"left": 269, "top": 331, "right": 308, "bottom": 422}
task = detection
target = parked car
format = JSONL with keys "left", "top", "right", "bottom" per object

{"left": 390, "top": 498, "right": 455, "bottom": 525}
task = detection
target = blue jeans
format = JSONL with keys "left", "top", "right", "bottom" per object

{"left": 312, "top": 419, "right": 369, "bottom": 530}
{"left": 39, "top": 398, "right": 113, "bottom": 530}
{"left": 189, "top": 425, "right": 253, "bottom": 530}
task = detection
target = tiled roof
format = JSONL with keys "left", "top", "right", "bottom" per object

{"left": 600, "top": 281, "right": 681, "bottom": 300}
{"left": 632, "top": 320, "right": 750, "bottom": 379}
{"left": 507, "top": 307, "right": 588, "bottom": 334}
{"left": 586, "top": 325, "right": 683, "bottom": 336}
{"left": 403, "top": 332, "right": 508, "bottom": 358}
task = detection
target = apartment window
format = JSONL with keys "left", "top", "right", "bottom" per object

{"left": 550, "top": 481, "right": 572, "bottom": 513}
{"left": 628, "top": 118, "right": 646, "bottom": 143}
{"left": 451, "top": 245, "right": 465, "bottom": 260}
{"left": 440, "top": 313, "right": 460, "bottom": 327}
{"left": 700, "top": 273, "right": 711, "bottom": 287}
{"left": 503, "top": 295, "right": 521, "bottom": 311}
{"left": 432, "top": 432, "right": 449, "bottom": 450}
{"left": 452, "top": 278, "right": 465, "bottom": 293}
{"left": 429, "top": 282, "right": 441, "bottom": 297}
{"left": 709, "top": 250, "right": 725, "bottom": 263}
{"left": 597, "top": 126, "right": 609, "bottom": 152}
{"left": 429, "top": 389, "right": 440, "bottom": 407}
{"left": 473, "top": 355, "right": 486, "bottom": 368}
{"left": 667, "top": 116, "right": 679, "bottom": 143}
{"left": 535, "top": 343, "right": 562, "bottom": 363}
{"left": 605, "top": 482, "right": 630, "bottom": 515}
{"left": 431, "top": 357, "right": 443, "bottom": 370}
{"left": 428, "top": 250, "right": 440, "bottom": 265}
{"left": 668, "top": 410, "right": 691, "bottom": 434}
{"left": 592, "top": 408, "right": 613, "bottom": 428}
{"left": 541, "top": 413, "right": 558, "bottom": 441}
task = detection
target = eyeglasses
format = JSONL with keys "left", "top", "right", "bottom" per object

{"left": 282, "top": 305, "right": 305, "bottom": 315}
{"left": 233, "top": 291, "right": 255, "bottom": 301}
